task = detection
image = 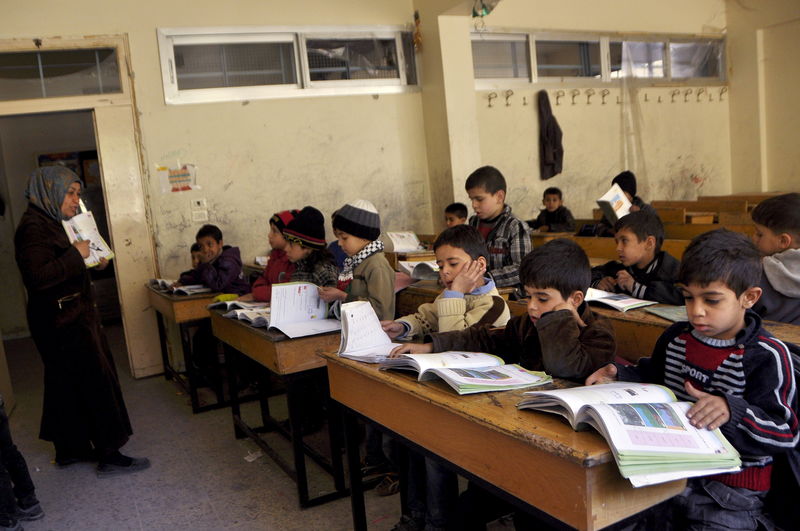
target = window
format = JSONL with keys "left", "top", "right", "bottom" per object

{"left": 0, "top": 48, "right": 121, "bottom": 102}
{"left": 471, "top": 35, "right": 529, "bottom": 80}
{"left": 158, "top": 27, "right": 418, "bottom": 104}
{"left": 536, "top": 40, "right": 601, "bottom": 78}
{"left": 471, "top": 31, "right": 724, "bottom": 86}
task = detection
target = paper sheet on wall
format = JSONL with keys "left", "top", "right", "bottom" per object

{"left": 157, "top": 164, "right": 199, "bottom": 193}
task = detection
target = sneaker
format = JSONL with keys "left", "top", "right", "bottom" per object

{"left": 360, "top": 459, "right": 391, "bottom": 481}
{"left": 374, "top": 473, "right": 400, "bottom": 496}
{"left": 14, "top": 503, "right": 43, "bottom": 522}
{"left": 0, "top": 519, "right": 22, "bottom": 531}
{"left": 96, "top": 456, "right": 151, "bottom": 478}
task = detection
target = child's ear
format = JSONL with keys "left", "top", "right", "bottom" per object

{"left": 645, "top": 235, "right": 657, "bottom": 251}
{"left": 741, "top": 286, "right": 762, "bottom": 308}
{"left": 778, "top": 232, "right": 794, "bottom": 251}
{"left": 495, "top": 189, "right": 506, "bottom": 203}
{"left": 569, "top": 290, "right": 585, "bottom": 307}
{"left": 476, "top": 256, "right": 488, "bottom": 268}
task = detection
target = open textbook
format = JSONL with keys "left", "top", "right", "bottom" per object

{"left": 62, "top": 211, "right": 114, "bottom": 268}
{"left": 208, "top": 300, "right": 268, "bottom": 311}
{"left": 596, "top": 183, "right": 632, "bottom": 223}
{"left": 381, "top": 352, "right": 551, "bottom": 395}
{"left": 224, "top": 308, "right": 271, "bottom": 328}
{"left": 338, "top": 301, "right": 402, "bottom": 363}
{"left": 267, "top": 282, "right": 341, "bottom": 338}
{"left": 397, "top": 260, "right": 439, "bottom": 281}
{"left": 586, "top": 287, "right": 657, "bottom": 312}
{"left": 644, "top": 305, "right": 688, "bottom": 323}
{"left": 149, "top": 279, "right": 212, "bottom": 295}
{"left": 385, "top": 231, "right": 423, "bottom": 253}
{"left": 517, "top": 383, "right": 741, "bottom": 486}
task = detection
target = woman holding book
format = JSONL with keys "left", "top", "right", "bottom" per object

{"left": 13, "top": 166, "right": 148, "bottom": 476}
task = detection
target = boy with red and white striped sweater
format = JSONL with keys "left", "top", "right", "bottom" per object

{"left": 588, "top": 229, "right": 798, "bottom": 529}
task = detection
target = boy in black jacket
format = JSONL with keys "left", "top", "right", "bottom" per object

{"left": 527, "top": 187, "right": 576, "bottom": 233}
{"left": 591, "top": 211, "right": 683, "bottom": 305}
{"left": 587, "top": 229, "right": 799, "bottom": 530}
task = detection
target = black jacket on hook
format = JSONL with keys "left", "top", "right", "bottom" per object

{"left": 537, "top": 90, "right": 563, "bottom": 180}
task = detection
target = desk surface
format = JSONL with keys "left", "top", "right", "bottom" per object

{"left": 209, "top": 310, "right": 340, "bottom": 374}
{"left": 323, "top": 353, "right": 683, "bottom": 530}
{"left": 395, "top": 280, "right": 515, "bottom": 318}
{"left": 146, "top": 285, "right": 217, "bottom": 323}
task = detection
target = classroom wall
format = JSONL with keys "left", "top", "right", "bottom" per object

{"left": 456, "top": 0, "right": 733, "bottom": 221}
{"left": 726, "top": 0, "right": 800, "bottom": 192}
{"left": 0, "top": 112, "right": 96, "bottom": 337}
{"left": 1, "top": 0, "right": 431, "bottom": 279}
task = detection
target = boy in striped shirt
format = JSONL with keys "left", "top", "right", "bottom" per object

{"left": 587, "top": 229, "right": 798, "bottom": 530}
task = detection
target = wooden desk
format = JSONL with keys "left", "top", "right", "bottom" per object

{"left": 323, "top": 353, "right": 684, "bottom": 530}
{"left": 147, "top": 285, "right": 225, "bottom": 413}
{"left": 531, "top": 231, "right": 574, "bottom": 247}
{"left": 385, "top": 250, "right": 437, "bottom": 270}
{"left": 664, "top": 223, "right": 755, "bottom": 240}
{"left": 651, "top": 199, "right": 748, "bottom": 214}
{"left": 395, "top": 280, "right": 515, "bottom": 318}
{"left": 209, "top": 310, "right": 347, "bottom": 508}
{"left": 570, "top": 236, "right": 690, "bottom": 260}
{"left": 684, "top": 211, "right": 716, "bottom": 224}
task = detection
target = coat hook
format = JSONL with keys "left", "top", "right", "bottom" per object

{"left": 708, "top": 92, "right": 714, "bottom": 102}
{"left": 585, "top": 88, "right": 595, "bottom": 104}
{"left": 522, "top": 96, "right": 528, "bottom": 106}
{"left": 616, "top": 95, "right": 622, "bottom": 104}
{"left": 671, "top": 89, "right": 680, "bottom": 103}
{"left": 504, "top": 89, "right": 514, "bottom": 106}
{"left": 644, "top": 93, "right": 649, "bottom": 103}
{"left": 719, "top": 87, "right": 728, "bottom": 102}
{"left": 554, "top": 90, "right": 565, "bottom": 106}
{"left": 570, "top": 89, "right": 581, "bottom": 105}
{"left": 600, "top": 89, "right": 610, "bottom": 105}
{"left": 696, "top": 87, "right": 706, "bottom": 102}
{"left": 657, "top": 95, "right": 662, "bottom": 103}
{"left": 683, "top": 88, "right": 693, "bottom": 102}
{"left": 487, "top": 92, "right": 497, "bottom": 108}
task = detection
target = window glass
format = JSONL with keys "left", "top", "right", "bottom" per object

{"left": 670, "top": 41, "right": 722, "bottom": 78}
{"left": 610, "top": 41, "right": 665, "bottom": 78}
{"left": 306, "top": 38, "right": 399, "bottom": 81}
{"left": 174, "top": 42, "right": 296, "bottom": 90}
{"left": 472, "top": 39, "right": 529, "bottom": 79}
{"left": 536, "top": 40, "right": 601, "bottom": 77}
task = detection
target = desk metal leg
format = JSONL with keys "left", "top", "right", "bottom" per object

{"left": 343, "top": 404, "right": 367, "bottom": 531}
{"left": 225, "top": 346, "right": 246, "bottom": 439}
{"left": 179, "top": 322, "right": 202, "bottom": 413}
{"left": 286, "top": 374, "right": 311, "bottom": 507}
{"left": 155, "top": 311, "right": 172, "bottom": 381}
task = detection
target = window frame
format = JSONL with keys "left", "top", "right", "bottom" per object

{"left": 157, "top": 26, "right": 419, "bottom": 105}
{"left": 470, "top": 32, "right": 533, "bottom": 89}
{"left": 471, "top": 29, "right": 725, "bottom": 89}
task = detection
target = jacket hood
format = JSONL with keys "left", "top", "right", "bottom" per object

{"left": 763, "top": 249, "right": 800, "bottom": 298}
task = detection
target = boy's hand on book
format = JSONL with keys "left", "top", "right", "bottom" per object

{"left": 585, "top": 364, "right": 617, "bottom": 385}
{"left": 615, "top": 271, "right": 634, "bottom": 292}
{"left": 381, "top": 320, "right": 405, "bottom": 339}
{"left": 596, "top": 276, "right": 616, "bottom": 291}
{"left": 318, "top": 286, "right": 346, "bottom": 302}
{"left": 553, "top": 301, "right": 586, "bottom": 327}
{"left": 684, "top": 382, "right": 730, "bottom": 430}
{"left": 237, "top": 293, "right": 254, "bottom": 302}
{"left": 73, "top": 239, "right": 91, "bottom": 258}
{"left": 450, "top": 260, "right": 486, "bottom": 293}
{"left": 96, "top": 257, "right": 109, "bottom": 270}
{"left": 389, "top": 343, "right": 433, "bottom": 357}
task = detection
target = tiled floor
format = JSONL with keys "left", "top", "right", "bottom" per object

{"left": 3, "top": 325, "right": 402, "bottom": 530}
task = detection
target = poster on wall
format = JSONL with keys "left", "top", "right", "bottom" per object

{"left": 156, "top": 164, "right": 199, "bottom": 193}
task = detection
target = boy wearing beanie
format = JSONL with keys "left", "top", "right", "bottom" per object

{"left": 319, "top": 199, "right": 395, "bottom": 320}
{"left": 244, "top": 210, "right": 298, "bottom": 302}
{"left": 282, "top": 206, "right": 338, "bottom": 288}
{"left": 597, "top": 171, "right": 657, "bottom": 236}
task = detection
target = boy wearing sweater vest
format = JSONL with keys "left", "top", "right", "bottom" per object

{"left": 588, "top": 229, "right": 799, "bottom": 530}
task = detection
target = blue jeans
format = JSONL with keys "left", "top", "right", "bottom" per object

{"left": 406, "top": 453, "right": 457, "bottom": 531}
{"left": 672, "top": 478, "right": 773, "bottom": 531}
{"left": 0, "top": 403, "right": 37, "bottom": 526}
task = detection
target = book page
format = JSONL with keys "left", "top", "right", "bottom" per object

{"left": 588, "top": 401, "right": 733, "bottom": 456}
{"left": 596, "top": 183, "right": 632, "bottom": 222}
{"left": 520, "top": 383, "right": 676, "bottom": 420}
{"left": 386, "top": 231, "right": 422, "bottom": 253}
{"left": 339, "top": 301, "right": 393, "bottom": 354}
{"left": 586, "top": 288, "right": 657, "bottom": 312}
{"left": 431, "top": 364, "right": 550, "bottom": 388}
{"left": 270, "top": 282, "right": 330, "bottom": 327}
{"left": 62, "top": 211, "right": 114, "bottom": 267}
{"left": 406, "top": 351, "right": 503, "bottom": 376}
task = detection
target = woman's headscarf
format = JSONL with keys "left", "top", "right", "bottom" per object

{"left": 25, "top": 166, "right": 82, "bottom": 221}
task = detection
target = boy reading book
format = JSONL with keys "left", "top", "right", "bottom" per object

{"left": 392, "top": 238, "right": 616, "bottom": 530}
{"left": 750, "top": 193, "right": 800, "bottom": 325}
{"left": 178, "top": 224, "right": 250, "bottom": 295}
{"left": 596, "top": 171, "right": 657, "bottom": 236}
{"left": 586, "top": 229, "right": 799, "bottom": 530}
{"left": 591, "top": 211, "right": 684, "bottom": 305}
{"left": 527, "top": 186, "right": 575, "bottom": 233}
{"left": 465, "top": 166, "right": 531, "bottom": 295}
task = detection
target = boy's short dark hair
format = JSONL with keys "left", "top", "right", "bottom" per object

{"left": 433, "top": 225, "right": 488, "bottom": 261}
{"left": 678, "top": 229, "right": 761, "bottom": 297}
{"left": 543, "top": 187, "right": 562, "bottom": 200}
{"left": 444, "top": 202, "right": 468, "bottom": 219}
{"left": 196, "top": 224, "right": 223, "bottom": 242}
{"left": 751, "top": 193, "right": 800, "bottom": 236}
{"left": 520, "top": 239, "right": 591, "bottom": 298}
{"left": 465, "top": 165, "right": 507, "bottom": 194}
{"left": 190, "top": 243, "right": 201, "bottom": 253}
{"left": 615, "top": 211, "right": 664, "bottom": 252}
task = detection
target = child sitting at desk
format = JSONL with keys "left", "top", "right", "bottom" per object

{"left": 243, "top": 210, "right": 298, "bottom": 302}
{"left": 527, "top": 186, "right": 575, "bottom": 233}
{"left": 178, "top": 224, "right": 250, "bottom": 295}
{"left": 750, "top": 193, "right": 800, "bottom": 325}
{"left": 282, "top": 206, "right": 338, "bottom": 287}
{"left": 591, "top": 211, "right": 684, "bottom": 305}
{"left": 466, "top": 166, "right": 531, "bottom": 296}
{"left": 444, "top": 202, "right": 468, "bottom": 228}
{"left": 587, "top": 229, "right": 799, "bottom": 530}
{"left": 382, "top": 224, "right": 511, "bottom": 531}
{"left": 392, "top": 238, "right": 616, "bottom": 529}
{"left": 596, "top": 170, "right": 658, "bottom": 236}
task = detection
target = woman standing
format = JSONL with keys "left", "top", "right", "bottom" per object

{"left": 14, "top": 166, "right": 148, "bottom": 477}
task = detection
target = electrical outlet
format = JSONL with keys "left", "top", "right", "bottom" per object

{"left": 192, "top": 210, "right": 208, "bottom": 222}
{"left": 192, "top": 198, "right": 207, "bottom": 209}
